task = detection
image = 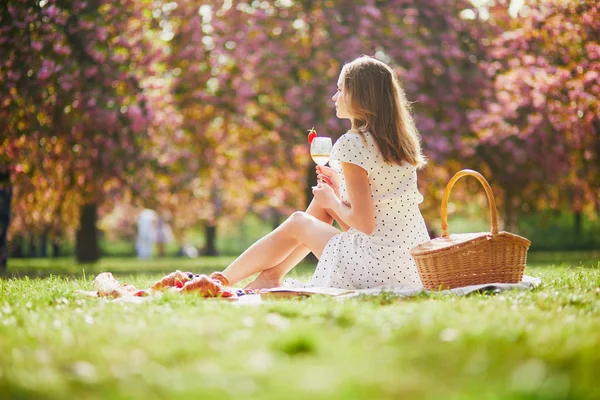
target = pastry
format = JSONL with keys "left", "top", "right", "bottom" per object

{"left": 209, "top": 271, "right": 231, "bottom": 287}
{"left": 89, "top": 270, "right": 242, "bottom": 300}
{"left": 181, "top": 275, "right": 222, "bottom": 297}
{"left": 94, "top": 272, "right": 139, "bottom": 298}
{"left": 151, "top": 270, "right": 191, "bottom": 290}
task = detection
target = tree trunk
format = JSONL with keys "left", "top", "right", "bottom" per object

{"left": 40, "top": 233, "right": 48, "bottom": 258}
{"left": 76, "top": 203, "right": 100, "bottom": 263}
{"left": 28, "top": 234, "right": 37, "bottom": 258}
{"left": 9, "top": 234, "right": 23, "bottom": 258}
{"left": 204, "top": 224, "right": 218, "bottom": 256}
{"left": 0, "top": 172, "right": 12, "bottom": 273}
{"left": 52, "top": 237, "right": 61, "bottom": 258}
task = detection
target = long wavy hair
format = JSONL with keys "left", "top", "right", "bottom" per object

{"left": 341, "top": 56, "right": 426, "bottom": 168}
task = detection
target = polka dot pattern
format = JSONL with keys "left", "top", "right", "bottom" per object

{"left": 301, "top": 130, "right": 430, "bottom": 290}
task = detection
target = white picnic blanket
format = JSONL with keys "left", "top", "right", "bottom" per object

{"left": 338, "top": 275, "right": 542, "bottom": 298}
{"left": 247, "top": 275, "right": 542, "bottom": 303}
{"left": 77, "top": 275, "right": 542, "bottom": 305}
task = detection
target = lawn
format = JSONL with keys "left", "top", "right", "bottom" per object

{"left": 0, "top": 253, "right": 599, "bottom": 400}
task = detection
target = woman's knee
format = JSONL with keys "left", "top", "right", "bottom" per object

{"left": 286, "top": 211, "right": 310, "bottom": 228}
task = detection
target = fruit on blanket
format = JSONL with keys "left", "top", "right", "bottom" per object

{"left": 209, "top": 271, "right": 230, "bottom": 287}
{"left": 90, "top": 271, "right": 246, "bottom": 300}
{"left": 151, "top": 270, "right": 191, "bottom": 291}
{"left": 307, "top": 127, "right": 317, "bottom": 144}
{"left": 181, "top": 275, "right": 222, "bottom": 297}
{"left": 94, "top": 272, "right": 121, "bottom": 297}
{"left": 93, "top": 273, "right": 141, "bottom": 298}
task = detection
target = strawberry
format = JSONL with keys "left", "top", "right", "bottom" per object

{"left": 307, "top": 127, "right": 317, "bottom": 144}
{"left": 133, "top": 290, "right": 148, "bottom": 297}
{"left": 220, "top": 289, "right": 234, "bottom": 298}
{"left": 175, "top": 280, "right": 184, "bottom": 289}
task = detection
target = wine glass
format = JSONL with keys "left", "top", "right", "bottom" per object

{"left": 310, "top": 136, "right": 332, "bottom": 184}
{"left": 310, "top": 136, "right": 332, "bottom": 166}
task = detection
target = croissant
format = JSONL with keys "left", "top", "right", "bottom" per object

{"left": 181, "top": 275, "right": 222, "bottom": 297}
{"left": 209, "top": 271, "right": 231, "bottom": 287}
{"left": 94, "top": 272, "right": 139, "bottom": 298}
{"left": 151, "top": 270, "right": 191, "bottom": 291}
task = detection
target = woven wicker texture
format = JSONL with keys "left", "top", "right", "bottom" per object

{"left": 411, "top": 169, "right": 531, "bottom": 290}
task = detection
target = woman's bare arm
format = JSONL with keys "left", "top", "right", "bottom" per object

{"left": 325, "top": 206, "right": 351, "bottom": 232}
{"left": 327, "top": 162, "right": 375, "bottom": 234}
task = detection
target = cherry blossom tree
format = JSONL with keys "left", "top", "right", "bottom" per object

{"left": 9, "top": 0, "right": 595, "bottom": 260}
{"left": 0, "top": 0, "right": 167, "bottom": 265}
{"left": 182, "top": 0, "right": 489, "bottom": 232}
{"left": 469, "top": 0, "right": 600, "bottom": 232}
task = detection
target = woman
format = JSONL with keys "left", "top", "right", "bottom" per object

{"left": 221, "top": 55, "right": 430, "bottom": 290}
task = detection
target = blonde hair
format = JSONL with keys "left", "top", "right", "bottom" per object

{"left": 341, "top": 56, "right": 426, "bottom": 168}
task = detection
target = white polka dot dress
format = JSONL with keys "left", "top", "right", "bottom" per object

{"left": 291, "top": 130, "right": 430, "bottom": 290}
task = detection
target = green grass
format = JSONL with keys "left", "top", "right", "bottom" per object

{"left": 1, "top": 255, "right": 599, "bottom": 400}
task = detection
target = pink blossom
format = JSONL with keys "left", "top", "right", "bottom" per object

{"left": 91, "top": 50, "right": 106, "bottom": 63}
{"left": 7, "top": 71, "right": 20, "bottom": 81}
{"left": 53, "top": 43, "right": 71, "bottom": 56}
{"left": 37, "top": 60, "right": 55, "bottom": 80}
{"left": 531, "top": 91, "right": 546, "bottom": 109}
{"left": 96, "top": 27, "right": 108, "bottom": 42}
{"left": 238, "top": 82, "right": 253, "bottom": 98}
{"left": 585, "top": 42, "right": 600, "bottom": 60}
{"left": 363, "top": 6, "right": 382, "bottom": 20}
{"left": 73, "top": 1, "right": 88, "bottom": 12}
{"left": 60, "top": 80, "right": 72, "bottom": 91}
{"left": 31, "top": 41, "right": 43, "bottom": 51}
{"left": 111, "top": 53, "right": 127, "bottom": 63}
{"left": 84, "top": 66, "right": 98, "bottom": 78}
{"left": 45, "top": 5, "right": 59, "bottom": 18}
{"left": 7, "top": 4, "right": 17, "bottom": 17}
{"left": 79, "top": 20, "right": 94, "bottom": 30}
{"left": 508, "top": 58, "right": 521, "bottom": 69}
{"left": 128, "top": 104, "right": 146, "bottom": 133}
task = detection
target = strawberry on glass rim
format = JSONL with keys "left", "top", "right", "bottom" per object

{"left": 307, "top": 127, "right": 317, "bottom": 144}
{"left": 308, "top": 128, "right": 332, "bottom": 169}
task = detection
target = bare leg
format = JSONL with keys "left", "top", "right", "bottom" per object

{"left": 221, "top": 211, "right": 340, "bottom": 286}
{"left": 244, "top": 245, "right": 311, "bottom": 289}
{"left": 245, "top": 201, "right": 333, "bottom": 289}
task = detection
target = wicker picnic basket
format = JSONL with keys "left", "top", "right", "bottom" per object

{"left": 410, "top": 169, "right": 531, "bottom": 290}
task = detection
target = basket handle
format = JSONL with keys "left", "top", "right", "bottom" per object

{"left": 441, "top": 169, "right": 499, "bottom": 238}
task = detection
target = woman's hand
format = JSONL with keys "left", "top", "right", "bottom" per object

{"left": 312, "top": 182, "right": 339, "bottom": 210}
{"left": 316, "top": 165, "right": 341, "bottom": 197}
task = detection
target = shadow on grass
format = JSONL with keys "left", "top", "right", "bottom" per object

{"left": 3, "top": 251, "right": 596, "bottom": 280}
{"left": 1, "top": 257, "right": 319, "bottom": 280}
{"left": 1, "top": 268, "right": 220, "bottom": 280}
{"left": 1, "top": 256, "right": 235, "bottom": 279}
{"left": 527, "top": 250, "right": 600, "bottom": 268}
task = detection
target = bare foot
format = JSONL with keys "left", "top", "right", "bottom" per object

{"left": 244, "top": 272, "right": 282, "bottom": 290}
